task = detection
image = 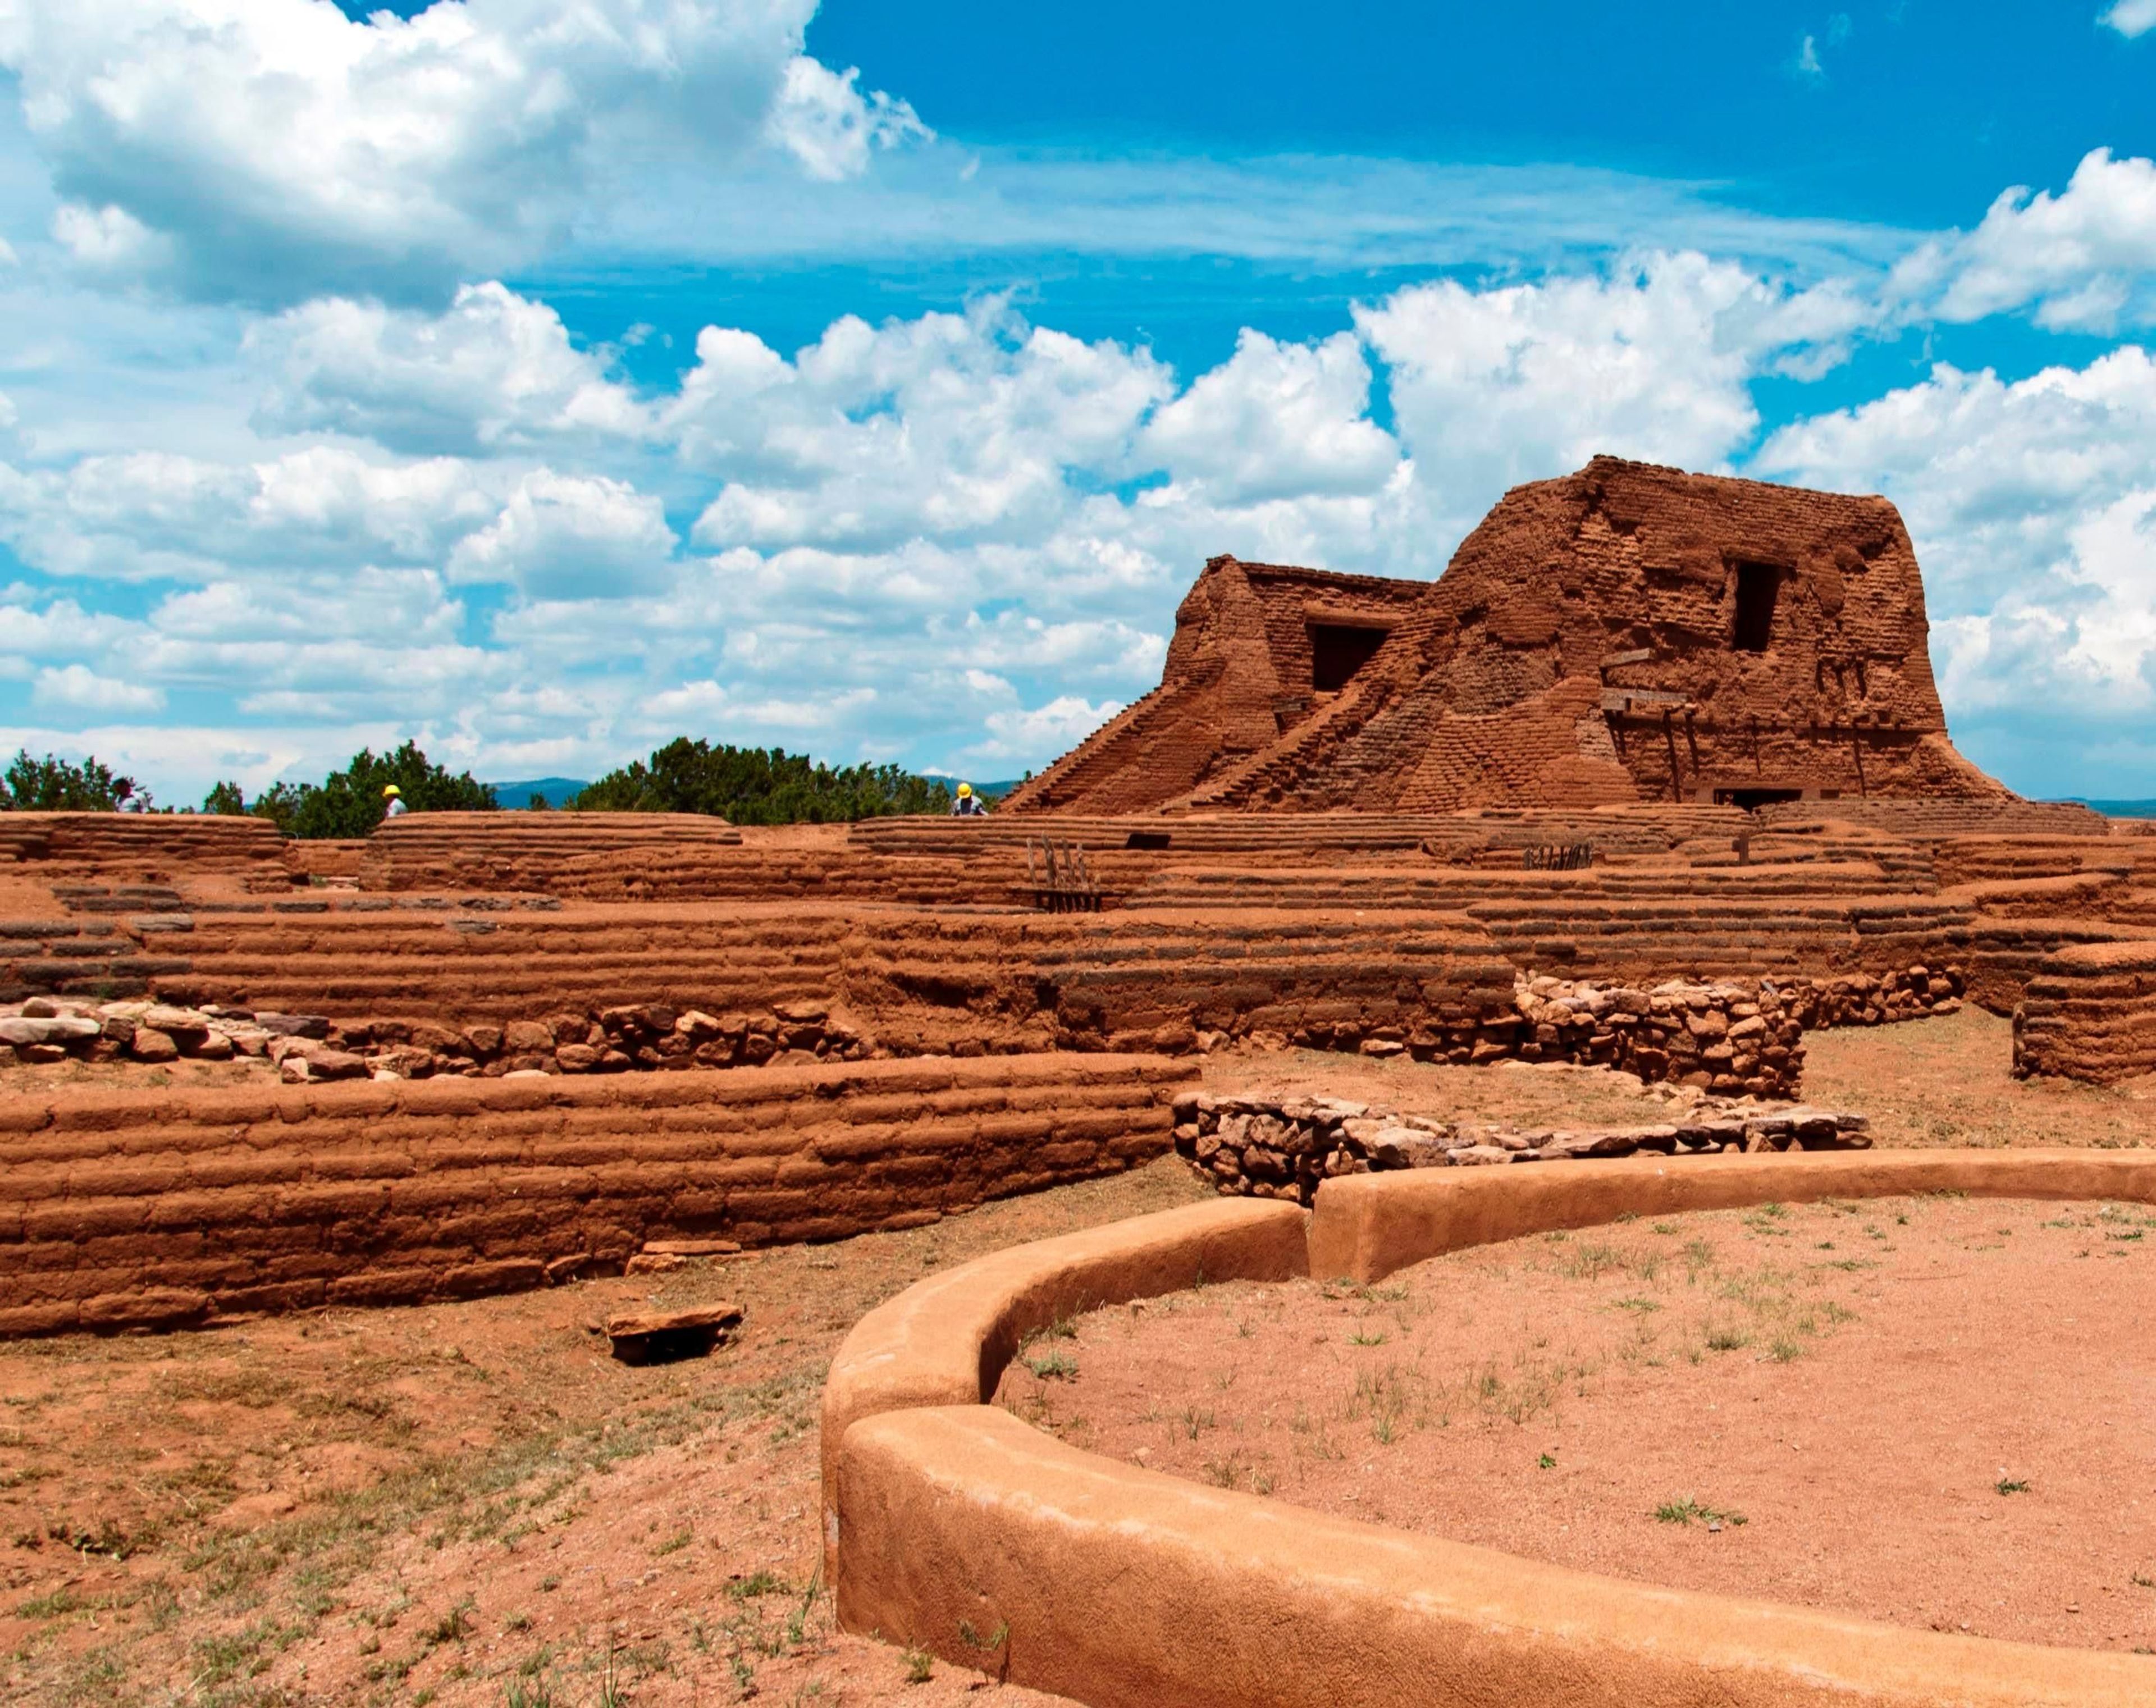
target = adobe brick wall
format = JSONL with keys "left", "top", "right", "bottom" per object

{"left": 2012, "top": 941, "right": 2156, "bottom": 1084}
{"left": 1010, "top": 456, "right": 2011, "bottom": 816}
{"left": 360, "top": 811, "right": 743, "bottom": 892}
{"left": 0, "top": 813, "right": 286, "bottom": 885}
{"left": 0, "top": 1054, "right": 1194, "bottom": 1335}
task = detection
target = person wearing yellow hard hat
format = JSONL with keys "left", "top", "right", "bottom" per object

{"left": 949, "top": 780, "right": 987, "bottom": 818}
{"left": 382, "top": 783, "right": 408, "bottom": 821}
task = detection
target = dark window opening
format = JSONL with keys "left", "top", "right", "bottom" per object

{"left": 1732, "top": 563, "right": 1780, "bottom": 653}
{"left": 1310, "top": 623, "right": 1388, "bottom": 691}
{"left": 1124, "top": 830, "right": 1172, "bottom": 851}
{"left": 1715, "top": 787, "right": 1803, "bottom": 810}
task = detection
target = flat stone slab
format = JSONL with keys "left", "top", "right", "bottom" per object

{"left": 0, "top": 1016, "right": 102, "bottom": 1045}
{"left": 604, "top": 1303, "right": 743, "bottom": 1366}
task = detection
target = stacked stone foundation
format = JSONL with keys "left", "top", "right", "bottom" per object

{"left": 1175, "top": 1089, "right": 1870, "bottom": 1204}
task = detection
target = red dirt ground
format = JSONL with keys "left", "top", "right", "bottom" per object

{"left": 1006, "top": 1191, "right": 2156, "bottom": 1652}
{"left": 0, "top": 1161, "right": 1226, "bottom": 1706}
{"left": 2, "top": 1008, "right": 2154, "bottom": 1703}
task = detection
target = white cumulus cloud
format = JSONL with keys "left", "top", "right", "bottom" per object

{"left": 33, "top": 662, "right": 163, "bottom": 713}
{"left": 764, "top": 56, "right": 931, "bottom": 182}
{"left": 448, "top": 469, "right": 678, "bottom": 601}
{"left": 249, "top": 284, "right": 648, "bottom": 455}
{"left": 1139, "top": 330, "right": 1400, "bottom": 505}
{"left": 2102, "top": 0, "right": 2156, "bottom": 38}
{"left": 682, "top": 300, "right": 1174, "bottom": 553}
{"left": 1356, "top": 252, "right": 1842, "bottom": 529}
{"left": 0, "top": 0, "right": 925, "bottom": 300}
{"left": 1896, "top": 149, "right": 2156, "bottom": 331}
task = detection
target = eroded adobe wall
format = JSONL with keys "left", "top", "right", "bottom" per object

{"left": 0, "top": 814, "right": 287, "bottom": 887}
{"left": 2013, "top": 942, "right": 2156, "bottom": 1083}
{"left": 1002, "top": 558, "right": 1430, "bottom": 815}
{"left": 1008, "top": 458, "right": 2011, "bottom": 815}
{"left": 1254, "top": 458, "right": 2004, "bottom": 811}
{"left": 361, "top": 811, "right": 743, "bottom": 891}
{"left": 0, "top": 1054, "right": 1193, "bottom": 1334}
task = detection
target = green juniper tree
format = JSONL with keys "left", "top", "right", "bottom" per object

{"left": 207, "top": 743, "right": 496, "bottom": 838}
{"left": 2, "top": 751, "right": 137, "bottom": 811}
{"left": 574, "top": 740, "right": 952, "bottom": 824}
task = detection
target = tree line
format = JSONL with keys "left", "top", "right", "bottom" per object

{"left": 2, "top": 738, "right": 958, "bottom": 835}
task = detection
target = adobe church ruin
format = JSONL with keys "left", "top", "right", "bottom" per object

{"left": 1004, "top": 455, "right": 2008, "bottom": 815}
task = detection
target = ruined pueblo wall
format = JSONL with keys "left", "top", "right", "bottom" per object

{"left": 1009, "top": 456, "right": 2009, "bottom": 815}
{"left": 1001, "top": 559, "right": 1428, "bottom": 815}
{"left": 2013, "top": 942, "right": 2156, "bottom": 1083}
{"left": 0, "top": 813, "right": 287, "bottom": 886}
{"left": 361, "top": 811, "right": 742, "bottom": 891}
{"left": 0, "top": 1054, "right": 1193, "bottom": 1335}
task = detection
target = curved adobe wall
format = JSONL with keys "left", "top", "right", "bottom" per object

{"left": 819, "top": 1197, "right": 1308, "bottom": 1573}
{"left": 828, "top": 1153, "right": 2156, "bottom": 1707}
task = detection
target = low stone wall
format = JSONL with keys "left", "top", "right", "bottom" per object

{"left": 2, "top": 992, "right": 877, "bottom": 1079}
{"left": 1173, "top": 1091, "right": 1869, "bottom": 1203}
{"left": 2013, "top": 940, "right": 2156, "bottom": 1084}
{"left": 0, "top": 1053, "right": 1193, "bottom": 1335}
{"left": 1506, "top": 975, "right": 1803, "bottom": 1090}
{"left": 1783, "top": 962, "right": 1966, "bottom": 1026}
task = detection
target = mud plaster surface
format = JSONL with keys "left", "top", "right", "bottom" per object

{"left": 1005, "top": 1193, "right": 2156, "bottom": 1652}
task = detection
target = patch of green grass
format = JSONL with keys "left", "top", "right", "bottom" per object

{"left": 1022, "top": 1350, "right": 1077, "bottom": 1381}
{"left": 727, "top": 1570, "right": 787, "bottom": 1600}
{"left": 651, "top": 1529, "right": 692, "bottom": 1556}
{"left": 903, "top": 1647, "right": 934, "bottom": 1684}
{"left": 426, "top": 1596, "right": 475, "bottom": 1647}
{"left": 958, "top": 1618, "right": 1013, "bottom": 1661}
{"left": 1347, "top": 1329, "right": 1387, "bottom": 1347}
{"left": 1996, "top": 1477, "right": 2030, "bottom": 1496}
{"left": 1537, "top": 1453, "right": 1556, "bottom": 1470}
{"left": 1703, "top": 1324, "right": 1750, "bottom": 1353}
{"left": 1654, "top": 1496, "right": 1746, "bottom": 1528}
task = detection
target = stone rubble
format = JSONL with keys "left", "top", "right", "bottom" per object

{"left": 1172, "top": 1087, "right": 1870, "bottom": 1205}
{"left": 0, "top": 993, "right": 874, "bottom": 1077}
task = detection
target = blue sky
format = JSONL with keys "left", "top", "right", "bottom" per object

{"left": 2, "top": 1, "right": 2155, "bottom": 801}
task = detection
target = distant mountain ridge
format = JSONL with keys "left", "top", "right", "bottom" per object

{"left": 488, "top": 777, "right": 590, "bottom": 809}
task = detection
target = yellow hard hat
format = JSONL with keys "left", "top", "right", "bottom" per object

{"left": 383, "top": 784, "right": 401, "bottom": 797}
{"left": 957, "top": 782, "right": 972, "bottom": 797}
